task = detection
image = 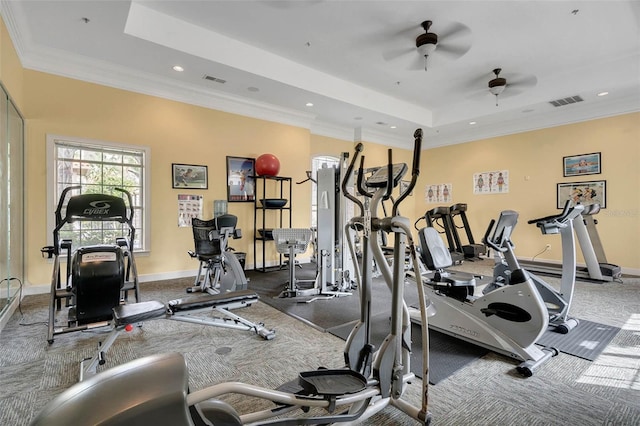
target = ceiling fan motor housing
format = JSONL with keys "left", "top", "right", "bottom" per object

{"left": 416, "top": 32, "right": 438, "bottom": 52}
{"left": 489, "top": 77, "right": 507, "bottom": 89}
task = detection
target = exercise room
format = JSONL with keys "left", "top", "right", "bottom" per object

{"left": 0, "top": 2, "right": 638, "bottom": 425}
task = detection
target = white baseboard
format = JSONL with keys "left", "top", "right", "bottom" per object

{"left": 22, "top": 257, "right": 315, "bottom": 296}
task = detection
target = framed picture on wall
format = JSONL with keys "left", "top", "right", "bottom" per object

{"left": 556, "top": 180, "right": 606, "bottom": 209}
{"left": 172, "top": 163, "right": 208, "bottom": 189}
{"left": 563, "top": 152, "right": 601, "bottom": 177}
{"left": 226, "top": 156, "right": 256, "bottom": 202}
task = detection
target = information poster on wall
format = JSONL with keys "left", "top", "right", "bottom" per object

{"left": 425, "top": 183, "right": 453, "bottom": 204}
{"left": 178, "top": 194, "right": 203, "bottom": 227}
{"left": 473, "top": 170, "right": 509, "bottom": 194}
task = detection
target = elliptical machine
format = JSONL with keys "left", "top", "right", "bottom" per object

{"left": 30, "top": 130, "right": 432, "bottom": 426}
{"left": 411, "top": 209, "right": 558, "bottom": 376}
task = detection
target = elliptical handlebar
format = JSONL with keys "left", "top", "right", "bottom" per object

{"left": 392, "top": 128, "right": 422, "bottom": 216}
{"left": 341, "top": 142, "right": 365, "bottom": 216}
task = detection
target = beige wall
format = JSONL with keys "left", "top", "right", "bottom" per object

{"left": 2, "top": 17, "right": 638, "bottom": 289}
{"left": 0, "top": 19, "right": 23, "bottom": 110}
{"left": 22, "top": 70, "right": 327, "bottom": 285}
{"left": 415, "top": 112, "right": 640, "bottom": 269}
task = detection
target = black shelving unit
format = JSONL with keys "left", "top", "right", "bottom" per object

{"left": 253, "top": 175, "right": 292, "bottom": 272}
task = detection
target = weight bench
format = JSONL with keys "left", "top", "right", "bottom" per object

{"left": 80, "top": 289, "right": 275, "bottom": 381}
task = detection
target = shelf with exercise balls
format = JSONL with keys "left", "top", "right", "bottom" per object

{"left": 253, "top": 154, "right": 292, "bottom": 272}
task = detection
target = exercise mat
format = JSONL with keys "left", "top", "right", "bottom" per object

{"left": 537, "top": 319, "right": 620, "bottom": 361}
{"left": 327, "top": 313, "right": 489, "bottom": 385}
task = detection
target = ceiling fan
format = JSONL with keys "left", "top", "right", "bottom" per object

{"left": 468, "top": 68, "right": 538, "bottom": 106}
{"left": 383, "top": 20, "right": 472, "bottom": 71}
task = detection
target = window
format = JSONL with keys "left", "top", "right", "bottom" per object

{"left": 310, "top": 155, "right": 340, "bottom": 227}
{"left": 46, "top": 135, "right": 150, "bottom": 252}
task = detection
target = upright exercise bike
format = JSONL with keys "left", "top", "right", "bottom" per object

{"left": 492, "top": 203, "right": 583, "bottom": 333}
{"left": 411, "top": 209, "right": 558, "bottom": 376}
{"left": 186, "top": 214, "right": 248, "bottom": 295}
{"left": 30, "top": 129, "right": 432, "bottom": 426}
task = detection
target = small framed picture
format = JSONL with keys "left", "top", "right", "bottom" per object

{"left": 226, "top": 156, "right": 256, "bottom": 202}
{"left": 172, "top": 163, "right": 208, "bottom": 189}
{"left": 563, "top": 152, "right": 601, "bottom": 177}
{"left": 556, "top": 180, "right": 606, "bottom": 209}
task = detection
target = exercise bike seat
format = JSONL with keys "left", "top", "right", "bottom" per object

{"left": 419, "top": 227, "right": 477, "bottom": 288}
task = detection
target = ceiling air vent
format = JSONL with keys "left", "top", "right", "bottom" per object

{"left": 549, "top": 95, "right": 584, "bottom": 107}
{"left": 203, "top": 75, "right": 226, "bottom": 84}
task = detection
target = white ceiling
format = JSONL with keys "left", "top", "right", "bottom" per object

{"left": 2, "top": 0, "right": 639, "bottom": 149}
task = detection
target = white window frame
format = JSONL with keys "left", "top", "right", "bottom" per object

{"left": 46, "top": 135, "right": 151, "bottom": 253}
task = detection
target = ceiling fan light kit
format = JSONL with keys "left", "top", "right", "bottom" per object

{"left": 416, "top": 21, "right": 438, "bottom": 70}
{"left": 488, "top": 68, "right": 508, "bottom": 105}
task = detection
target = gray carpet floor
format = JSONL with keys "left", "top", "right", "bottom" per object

{"left": 1, "top": 258, "right": 639, "bottom": 425}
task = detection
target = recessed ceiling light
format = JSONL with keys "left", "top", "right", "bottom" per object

{"left": 390, "top": 125, "right": 397, "bottom": 129}
{"left": 305, "top": 102, "right": 314, "bottom": 107}
{"left": 247, "top": 87, "right": 260, "bottom": 92}
{"left": 597, "top": 91, "right": 609, "bottom": 97}
{"left": 469, "top": 121, "right": 477, "bottom": 125}
{"left": 172, "top": 65, "right": 184, "bottom": 72}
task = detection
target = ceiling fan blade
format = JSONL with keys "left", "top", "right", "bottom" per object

{"left": 437, "top": 21, "right": 471, "bottom": 41}
{"left": 436, "top": 42, "right": 471, "bottom": 58}
{"left": 382, "top": 46, "right": 415, "bottom": 62}
{"left": 408, "top": 54, "right": 425, "bottom": 70}
{"left": 508, "top": 74, "right": 538, "bottom": 89}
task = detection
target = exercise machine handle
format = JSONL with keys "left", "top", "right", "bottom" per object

{"left": 528, "top": 199, "right": 572, "bottom": 225}
{"left": 114, "top": 187, "right": 134, "bottom": 223}
{"left": 55, "top": 185, "right": 81, "bottom": 226}
{"left": 341, "top": 142, "right": 364, "bottom": 215}
{"left": 392, "top": 129, "right": 422, "bottom": 216}
{"left": 356, "top": 156, "right": 372, "bottom": 198}
{"left": 482, "top": 219, "right": 505, "bottom": 252}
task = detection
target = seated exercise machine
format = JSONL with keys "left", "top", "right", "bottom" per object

{"left": 40, "top": 186, "right": 140, "bottom": 344}
{"left": 410, "top": 209, "right": 559, "bottom": 376}
{"left": 78, "top": 289, "right": 275, "bottom": 381}
{"left": 417, "top": 207, "right": 465, "bottom": 264}
{"left": 186, "top": 214, "right": 248, "bottom": 295}
{"left": 490, "top": 206, "right": 582, "bottom": 334}
{"left": 517, "top": 202, "right": 622, "bottom": 282}
{"left": 274, "top": 227, "right": 352, "bottom": 302}
{"left": 31, "top": 129, "right": 432, "bottom": 426}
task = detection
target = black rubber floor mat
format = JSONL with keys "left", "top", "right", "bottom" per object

{"left": 327, "top": 314, "right": 489, "bottom": 384}
{"left": 537, "top": 319, "right": 620, "bottom": 361}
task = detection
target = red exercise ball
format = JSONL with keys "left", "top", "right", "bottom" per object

{"left": 255, "top": 153, "right": 280, "bottom": 177}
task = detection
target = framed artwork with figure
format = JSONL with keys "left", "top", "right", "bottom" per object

{"left": 226, "top": 156, "right": 256, "bottom": 202}
{"left": 172, "top": 163, "right": 208, "bottom": 189}
{"left": 556, "top": 180, "right": 606, "bottom": 209}
{"left": 563, "top": 152, "right": 601, "bottom": 177}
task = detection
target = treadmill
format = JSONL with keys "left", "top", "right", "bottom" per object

{"left": 449, "top": 203, "right": 487, "bottom": 260}
{"left": 520, "top": 202, "right": 622, "bottom": 283}
{"left": 573, "top": 203, "right": 622, "bottom": 282}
